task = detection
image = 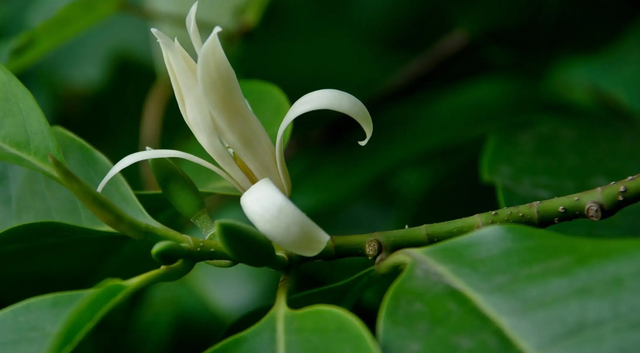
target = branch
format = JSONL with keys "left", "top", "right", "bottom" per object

{"left": 311, "top": 173, "right": 640, "bottom": 262}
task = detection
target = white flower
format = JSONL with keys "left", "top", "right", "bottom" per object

{"left": 98, "top": 2, "right": 372, "bottom": 256}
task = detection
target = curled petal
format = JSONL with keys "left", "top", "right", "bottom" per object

{"left": 186, "top": 2, "right": 202, "bottom": 55}
{"left": 198, "top": 27, "right": 284, "bottom": 193}
{"left": 276, "top": 89, "right": 373, "bottom": 195}
{"left": 97, "top": 149, "right": 245, "bottom": 193}
{"left": 240, "top": 179, "right": 330, "bottom": 257}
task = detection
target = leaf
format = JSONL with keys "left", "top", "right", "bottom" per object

{"left": 172, "top": 79, "right": 291, "bottom": 195}
{"left": 0, "top": 64, "right": 61, "bottom": 179}
{"left": 0, "top": 261, "right": 194, "bottom": 353}
{"left": 2, "top": 0, "right": 124, "bottom": 74}
{"left": 289, "top": 267, "right": 378, "bottom": 309}
{"left": 0, "top": 126, "right": 162, "bottom": 305}
{"left": 240, "top": 79, "right": 292, "bottom": 146}
{"left": 206, "top": 299, "right": 380, "bottom": 353}
{"left": 378, "top": 225, "right": 640, "bottom": 353}
{"left": 0, "top": 222, "right": 154, "bottom": 307}
{"left": 0, "top": 126, "right": 157, "bottom": 232}
{"left": 546, "top": 20, "right": 640, "bottom": 118}
{"left": 0, "top": 280, "right": 133, "bottom": 353}
{"left": 481, "top": 120, "right": 640, "bottom": 237}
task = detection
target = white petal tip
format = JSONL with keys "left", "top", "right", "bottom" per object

{"left": 145, "top": 146, "right": 153, "bottom": 151}
{"left": 189, "top": 1, "right": 199, "bottom": 13}
{"left": 186, "top": 3, "right": 198, "bottom": 28}
{"left": 150, "top": 28, "right": 170, "bottom": 42}
{"left": 240, "top": 179, "right": 329, "bottom": 257}
{"left": 213, "top": 26, "right": 223, "bottom": 35}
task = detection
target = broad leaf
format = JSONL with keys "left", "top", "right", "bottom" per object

{"left": 481, "top": 120, "right": 640, "bottom": 237}
{"left": 206, "top": 299, "right": 380, "bottom": 353}
{"left": 0, "top": 280, "right": 133, "bottom": 353}
{"left": 0, "top": 64, "right": 61, "bottom": 179}
{"left": 0, "top": 222, "right": 154, "bottom": 307}
{"left": 289, "top": 267, "right": 378, "bottom": 309}
{"left": 0, "top": 126, "right": 157, "bottom": 232}
{"left": 0, "top": 127, "right": 161, "bottom": 305}
{"left": 378, "top": 225, "right": 640, "bottom": 353}
{"left": 53, "top": 126, "right": 157, "bottom": 226}
{"left": 2, "top": 0, "right": 124, "bottom": 74}
{"left": 172, "top": 79, "right": 291, "bottom": 195}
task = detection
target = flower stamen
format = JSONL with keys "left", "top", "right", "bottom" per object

{"left": 226, "top": 146, "right": 259, "bottom": 184}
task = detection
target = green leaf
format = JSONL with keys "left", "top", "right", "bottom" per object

{"left": 547, "top": 20, "right": 640, "bottom": 118}
{"left": 0, "top": 126, "right": 162, "bottom": 304}
{"left": 0, "top": 64, "right": 61, "bottom": 179}
{"left": 0, "top": 126, "right": 157, "bottom": 232}
{"left": 206, "top": 299, "right": 380, "bottom": 353}
{"left": 172, "top": 79, "right": 291, "bottom": 195}
{"left": 481, "top": 120, "right": 640, "bottom": 237}
{"left": 378, "top": 225, "right": 640, "bottom": 353}
{"left": 239, "top": 79, "right": 292, "bottom": 146}
{"left": 0, "top": 261, "right": 194, "bottom": 353}
{"left": 289, "top": 267, "right": 378, "bottom": 309}
{"left": 0, "top": 280, "right": 132, "bottom": 353}
{"left": 2, "top": 0, "right": 124, "bottom": 74}
{"left": 0, "top": 222, "right": 154, "bottom": 307}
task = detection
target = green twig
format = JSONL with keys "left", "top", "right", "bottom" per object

{"left": 51, "top": 151, "right": 640, "bottom": 268}
{"left": 312, "top": 173, "right": 640, "bottom": 262}
{"left": 124, "top": 259, "right": 196, "bottom": 287}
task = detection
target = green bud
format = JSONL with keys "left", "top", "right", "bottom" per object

{"left": 215, "top": 220, "right": 279, "bottom": 268}
{"left": 151, "top": 241, "right": 189, "bottom": 265}
{"left": 149, "top": 157, "right": 205, "bottom": 219}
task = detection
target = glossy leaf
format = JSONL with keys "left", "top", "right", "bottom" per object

{"left": 481, "top": 120, "right": 640, "bottom": 237}
{"left": 0, "top": 126, "right": 157, "bottom": 232}
{"left": 0, "top": 280, "right": 132, "bottom": 353}
{"left": 0, "top": 126, "right": 161, "bottom": 305}
{"left": 289, "top": 267, "right": 378, "bottom": 309}
{"left": 2, "top": 0, "right": 124, "bottom": 74}
{"left": 0, "top": 64, "right": 61, "bottom": 179}
{"left": 378, "top": 225, "right": 640, "bottom": 353}
{"left": 0, "top": 222, "right": 154, "bottom": 307}
{"left": 206, "top": 299, "right": 380, "bottom": 353}
{"left": 172, "top": 79, "right": 292, "bottom": 195}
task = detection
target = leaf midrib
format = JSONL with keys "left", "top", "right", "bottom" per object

{"left": 408, "top": 250, "right": 536, "bottom": 353}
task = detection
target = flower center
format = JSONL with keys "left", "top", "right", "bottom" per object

{"left": 226, "top": 146, "right": 259, "bottom": 184}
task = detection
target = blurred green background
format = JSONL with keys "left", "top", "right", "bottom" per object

{"left": 2, "top": 0, "right": 640, "bottom": 351}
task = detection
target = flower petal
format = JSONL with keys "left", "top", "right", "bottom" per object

{"left": 98, "top": 149, "right": 245, "bottom": 193}
{"left": 240, "top": 178, "right": 329, "bottom": 256}
{"left": 151, "top": 28, "right": 187, "bottom": 119}
{"left": 198, "top": 28, "right": 285, "bottom": 193}
{"left": 275, "top": 89, "right": 373, "bottom": 195}
{"left": 151, "top": 27, "right": 252, "bottom": 190}
{"left": 185, "top": 1, "right": 202, "bottom": 55}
